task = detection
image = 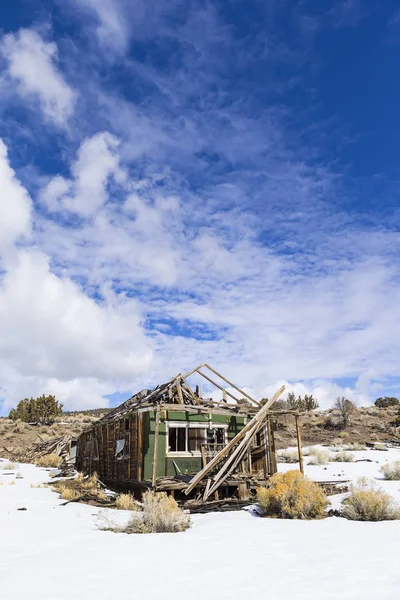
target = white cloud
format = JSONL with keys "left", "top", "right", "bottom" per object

{"left": 0, "top": 29, "right": 76, "bottom": 126}
{"left": 0, "top": 249, "right": 153, "bottom": 412}
{"left": 41, "top": 132, "right": 123, "bottom": 216}
{"left": 0, "top": 139, "right": 32, "bottom": 256}
{"left": 0, "top": 139, "right": 153, "bottom": 414}
{"left": 71, "top": 0, "right": 130, "bottom": 54}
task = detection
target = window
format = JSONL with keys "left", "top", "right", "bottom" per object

{"left": 168, "top": 427, "right": 186, "bottom": 452}
{"left": 167, "top": 423, "right": 226, "bottom": 455}
{"left": 188, "top": 428, "right": 207, "bottom": 452}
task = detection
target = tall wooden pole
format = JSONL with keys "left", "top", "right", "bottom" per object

{"left": 152, "top": 405, "right": 161, "bottom": 487}
{"left": 295, "top": 415, "right": 304, "bottom": 474}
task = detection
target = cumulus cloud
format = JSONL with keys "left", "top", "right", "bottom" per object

{"left": 41, "top": 132, "right": 124, "bottom": 216}
{"left": 0, "top": 139, "right": 32, "bottom": 256}
{"left": 0, "top": 29, "right": 76, "bottom": 126}
{"left": 0, "top": 139, "right": 153, "bottom": 414}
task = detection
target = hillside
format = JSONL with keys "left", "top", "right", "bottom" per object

{"left": 1, "top": 405, "right": 399, "bottom": 463}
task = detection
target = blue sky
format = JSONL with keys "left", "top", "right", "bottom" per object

{"left": 0, "top": 0, "right": 399, "bottom": 413}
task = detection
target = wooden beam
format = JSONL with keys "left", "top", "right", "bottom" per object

{"left": 197, "top": 369, "right": 242, "bottom": 403}
{"left": 184, "top": 385, "right": 285, "bottom": 495}
{"left": 203, "top": 363, "right": 261, "bottom": 408}
{"left": 295, "top": 415, "right": 304, "bottom": 475}
{"left": 176, "top": 380, "right": 184, "bottom": 404}
{"left": 181, "top": 376, "right": 200, "bottom": 405}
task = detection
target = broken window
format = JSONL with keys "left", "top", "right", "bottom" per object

{"left": 115, "top": 439, "right": 125, "bottom": 458}
{"left": 188, "top": 428, "right": 207, "bottom": 452}
{"left": 206, "top": 427, "right": 225, "bottom": 452}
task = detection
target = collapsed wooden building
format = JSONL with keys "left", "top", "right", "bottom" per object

{"left": 76, "top": 363, "right": 303, "bottom": 502}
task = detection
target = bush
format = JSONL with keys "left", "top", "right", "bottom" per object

{"left": 277, "top": 450, "right": 299, "bottom": 464}
{"left": 115, "top": 493, "right": 138, "bottom": 510}
{"left": 57, "top": 485, "right": 81, "bottom": 501}
{"left": 342, "top": 443, "right": 367, "bottom": 451}
{"left": 0, "top": 462, "right": 18, "bottom": 470}
{"left": 332, "top": 452, "right": 355, "bottom": 462}
{"left": 9, "top": 395, "right": 63, "bottom": 424}
{"left": 35, "top": 453, "right": 63, "bottom": 468}
{"left": 308, "top": 447, "right": 331, "bottom": 465}
{"left": 342, "top": 478, "right": 400, "bottom": 521}
{"left": 120, "top": 491, "right": 190, "bottom": 534}
{"left": 256, "top": 471, "right": 328, "bottom": 519}
{"left": 338, "top": 431, "right": 349, "bottom": 439}
{"left": 380, "top": 461, "right": 400, "bottom": 480}
{"left": 375, "top": 397, "right": 399, "bottom": 408}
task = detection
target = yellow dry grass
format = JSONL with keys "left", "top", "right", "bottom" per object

{"left": 115, "top": 493, "right": 138, "bottom": 510}
{"left": 35, "top": 453, "right": 63, "bottom": 468}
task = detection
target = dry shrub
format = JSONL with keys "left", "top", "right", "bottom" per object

{"left": 380, "top": 461, "right": 400, "bottom": 481}
{"left": 0, "top": 462, "right": 18, "bottom": 470}
{"left": 115, "top": 493, "right": 138, "bottom": 510}
{"left": 277, "top": 450, "right": 299, "bottom": 464}
{"left": 30, "top": 482, "right": 43, "bottom": 488}
{"left": 374, "top": 443, "right": 386, "bottom": 451}
{"left": 256, "top": 470, "right": 328, "bottom": 519}
{"left": 35, "top": 454, "right": 63, "bottom": 468}
{"left": 119, "top": 491, "right": 190, "bottom": 533}
{"left": 332, "top": 452, "right": 355, "bottom": 463}
{"left": 343, "top": 443, "right": 367, "bottom": 451}
{"left": 308, "top": 447, "right": 331, "bottom": 465}
{"left": 342, "top": 478, "right": 400, "bottom": 521}
{"left": 57, "top": 485, "right": 80, "bottom": 501}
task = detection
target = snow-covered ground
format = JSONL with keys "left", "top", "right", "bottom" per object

{"left": 1, "top": 448, "right": 400, "bottom": 600}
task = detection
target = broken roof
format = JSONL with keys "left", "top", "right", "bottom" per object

{"left": 101, "top": 363, "right": 261, "bottom": 423}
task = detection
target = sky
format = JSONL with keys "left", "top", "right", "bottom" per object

{"left": 0, "top": 0, "right": 400, "bottom": 414}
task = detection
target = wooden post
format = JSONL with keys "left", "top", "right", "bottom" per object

{"left": 266, "top": 416, "right": 273, "bottom": 476}
{"left": 295, "top": 415, "right": 304, "bottom": 474}
{"left": 152, "top": 405, "right": 161, "bottom": 487}
{"left": 270, "top": 419, "right": 277, "bottom": 474}
{"left": 201, "top": 444, "right": 207, "bottom": 469}
{"left": 137, "top": 414, "right": 143, "bottom": 482}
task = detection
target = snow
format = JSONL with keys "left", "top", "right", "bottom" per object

{"left": 1, "top": 449, "right": 400, "bottom": 600}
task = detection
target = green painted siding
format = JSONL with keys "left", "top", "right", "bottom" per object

{"left": 142, "top": 410, "right": 246, "bottom": 481}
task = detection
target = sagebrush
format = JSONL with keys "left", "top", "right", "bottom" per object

{"left": 308, "top": 447, "right": 331, "bottom": 465}
{"left": 341, "top": 478, "right": 400, "bottom": 521}
{"left": 113, "top": 491, "right": 190, "bottom": 533}
{"left": 256, "top": 470, "right": 328, "bottom": 519}
{"left": 277, "top": 450, "right": 299, "bottom": 464}
{"left": 332, "top": 452, "right": 355, "bottom": 463}
{"left": 380, "top": 461, "right": 400, "bottom": 481}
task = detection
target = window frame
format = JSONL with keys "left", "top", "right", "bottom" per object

{"left": 165, "top": 421, "right": 227, "bottom": 457}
